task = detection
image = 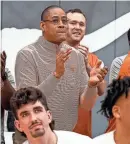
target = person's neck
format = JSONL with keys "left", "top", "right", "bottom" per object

{"left": 114, "top": 123, "right": 130, "bottom": 144}
{"left": 28, "top": 129, "right": 57, "bottom": 144}
{"left": 43, "top": 35, "right": 62, "bottom": 46}
{"left": 65, "top": 40, "right": 80, "bottom": 49}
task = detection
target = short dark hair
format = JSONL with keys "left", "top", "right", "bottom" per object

{"left": 66, "top": 8, "right": 86, "bottom": 20}
{"left": 10, "top": 87, "right": 55, "bottom": 131}
{"left": 99, "top": 76, "right": 130, "bottom": 119}
{"left": 127, "top": 29, "right": 130, "bottom": 44}
{"left": 41, "top": 5, "right": 63, "bottom": 21}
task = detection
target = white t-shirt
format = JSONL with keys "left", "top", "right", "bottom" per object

{"left": 23, "top": 130, "right": 92, "bottom": 144}
{"left": 4, "top": 132, "right": 14, "bottom": 144}
{"left": 109, "top": 55, "right": 127, "bottom": 84}
{"left": 93, "top": 131, "right": 115, "bottom": 144}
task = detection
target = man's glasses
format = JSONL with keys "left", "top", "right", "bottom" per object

{"left": 43, "top": 18, "right": 68, "bottom": 25}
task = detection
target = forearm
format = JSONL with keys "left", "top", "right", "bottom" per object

{"left": 97, "top": 80, "right": 106, "bottom": 96}
{"left": 1, "top": 80, "right": 15, "bottom": 110}
{"left": 15, "top": 51, "right": 61, "bottom": 97}
{"left": 16, "top": 70, "right": 61, "bottom": 97}
{"left": 80, "top": 86, "right": 98, "bottom": 111}
{"left": 37, "top": 73, "right": 60, "bottom": 96}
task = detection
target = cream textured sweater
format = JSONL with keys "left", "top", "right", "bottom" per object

{"left": 15, "top": 36, "right": 89, "bottom": 131}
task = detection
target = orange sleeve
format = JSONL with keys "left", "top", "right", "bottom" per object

{"left": 88, "top": 53, "right": 99, "bottom": 68}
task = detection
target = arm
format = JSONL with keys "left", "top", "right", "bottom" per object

{"left": 86, "top": 60, "right": 106, "bottom": 96}
{"left": 80, "top": 85, "right": 98, "bottom": 111}
{"left": 96, "top": 60, "right": 107, "bottom": 95}
{"left": 78, "top": 54, "right": 98, "bottom": 111}
{"left": 15, "top": 49, "right": 60, "bottom": 96}
{"left": 1, "top": 52, "right": 15, "bottom": 110}
{"left": 79, "top": 54, "right": 108, "bottom": 111}
{"left": 1, "top": 68, "right": 15, "bottom": 110}
{"left": 97, "top": 80, "right": 106, "bottom": 96}
{"left": 1, "top": 79, "right": 15, "bottom": 110}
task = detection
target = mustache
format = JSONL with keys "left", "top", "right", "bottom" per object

{"left": 29, "top": 120, "right": 42, "bottom": 129}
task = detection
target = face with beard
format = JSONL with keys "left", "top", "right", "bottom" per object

{"left": 15, "top": 101, "right": 52, "bottom": 139}
{"left": 66, "top": 12, "right": 86, "bottom": 44}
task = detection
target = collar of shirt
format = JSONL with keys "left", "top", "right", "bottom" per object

{"left": 37, "top": 36, "right": 60, "bottom": 54}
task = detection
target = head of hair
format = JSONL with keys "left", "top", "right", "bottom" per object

{"left": 10, "top": 87, "right": 55, "bottom": 131}
{"left": 66, "top": 8, "right": 86, "bottom": 20}
{"left": 127, "top": 29, "right": 130, "bottom": 45}
{"left": 99, "top": 76, "right": 130, "bottom": 119}
{"left": 41, "top": 5, "right": 63, "bottom": 21}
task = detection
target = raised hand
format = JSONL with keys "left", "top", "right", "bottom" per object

{"left": 88, "top": 60, "right": 108, "bottom": 87}
{"left": 78, "top": 45, "right": 90, "bottom": 68}
{"left": 54, "top": 48, "right": 72, "bottom": 78}
{"left": 78, "top": 45, "right": 89, "bottom": 57}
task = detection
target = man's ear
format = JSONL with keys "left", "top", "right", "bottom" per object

{"left": 40, "top": 21, "right": 45, "bottom": 32}
{"left": 14, "top": 120, "right": 23, "bottom": 132}
{"left": 47, "top": 110, "right": 52, "bottom": 124}
{"left": 112, "top": 105, "right": 121, "bottom": 119}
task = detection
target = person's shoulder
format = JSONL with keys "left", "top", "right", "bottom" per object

{"left": 18, "top": 42, "right": 36, "bottom": 54}
{"left": 88, "top": 53, "right": 98, "bottom": 59}
{"left": 112, "top": 55, "right": 126, "bottom": 66}
{"left": 16, "top": 41, "right": 39, "bottom": 60}
{"left": 17, "top": 36, "right": 41, "bottom": 57}
{"left": 93, "top": 131, "right": 114, "bottom": 144}
{"left": 55, "top": 131, "right": 92, "bottom": 143}
{"left": 88, "top": 53, "right": 104, "bottom": 68}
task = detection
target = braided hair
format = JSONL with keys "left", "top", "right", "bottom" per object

{"left": 100, "top": 76, "right": 130, "bottom": 119}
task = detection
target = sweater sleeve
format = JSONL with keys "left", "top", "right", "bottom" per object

{"left": 15, "top": 47, "right": 60, "bottom": 96}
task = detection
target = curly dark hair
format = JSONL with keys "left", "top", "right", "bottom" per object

{"left": 10, "top": 87, "right": 55, "bottom": 131}
{"left": 100, "top": 76, "right": 130, "bottom": 119}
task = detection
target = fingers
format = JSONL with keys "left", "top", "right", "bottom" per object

{"left": 3, "top": 51, "right": 7, "bottom": 59}
{"left": 60, "top": 48, "right": 72, "bottom": 53}
{"left": 57, "top": 48, "right": 72, "bottom": 63}
{"left": 100, "top": 68, "right": 109, "bottom": 82}
{"left": 97, "top": 74, "right": 104, "bottom": 82}
{"left": 1, "top": 53, "right": 5, "bottom": 61}
{"left": 102, "top": 67, "right": 108, "bottom": 75}
{"left": 95, "top": 60, "right": 102, "bottom": 68}
{"left": 62, "top": 49, "right": 72, "bottom": 58}
{"left": 66, "top": 48, "right": 72, "bottom": 53}
{"left": 58, "top": 48, "right": 72, "bottom": 56}
{"left": 78, "top": 49, "right": 87, "bottom": 57}
{"left": 1, "top": 51, "right": 6, "bottom": 60}
{"left": 104, "top": 66, "right": 109, "bottom": 72}
{"left": 62, "top": 55, "right": 70, "bottom": 62}
{"left": 78, "top": 45, "right": 89, "bottom": 51}
{"left": 1, "top": 51, "right": 6, "bottom": 68}
{"left": 97, "top": 67, "right": 108, "bottom": 79}
{"left": 78, "top": 45, "right": 88, "bottom": 57}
